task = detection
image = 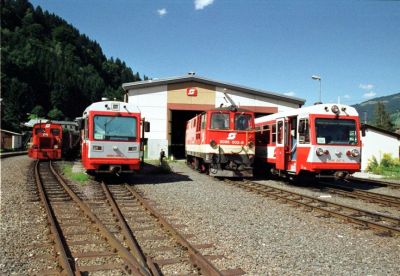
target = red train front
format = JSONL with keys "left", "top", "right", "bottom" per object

{"left": 28, "top": 123, "right": 62, "bottom": 160}
{"left": 185, "top": 107, "right": 255, "bottom": 177}
{"left": 255, "top": 103, "right": 362, "bottom": 179}
{"left": 79, "top": 100, "right": 148, "bottom": 174}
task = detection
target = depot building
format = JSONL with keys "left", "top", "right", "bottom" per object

{"left": 122, "top": 74, "right": 305, "bottom": 159}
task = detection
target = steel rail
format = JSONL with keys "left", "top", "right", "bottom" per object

{"left": 125, "top": 184, "right": 225, "bottom": 276}
{"left": 318, "top": 181, "right": 400, "bottom": 208}
{"left": 48, "top": 161, "right": 152, "bottom": 275}
{"left": 101, "top": 182, "right": 160, "bottom": 275}
{"left": 231, "top": 180, "right": 400, "bottom": 236}
{"left": 34, "top": 160, "right": 75, "bottom": 275}
{"left": 0, "top": 151, "right": 28, "bottom": 159}
{"left": 347, "top": 176, "right": 400, "bottom": 189}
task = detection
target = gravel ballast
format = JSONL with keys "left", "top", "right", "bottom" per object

{"left": 128, "top": 161, "right": 400, "bottom": 275}
{"left": 1, "top": 156, "right": 400, "bottom": 275}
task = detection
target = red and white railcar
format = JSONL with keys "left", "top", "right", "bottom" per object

{"left": 28, "top": 122, "right": 62, "bottom": 160}
{"left": 255, "top": 103, "right": 361, "bottom": 179}
{"left": 79, "top": 99, "right": 148, "bottom": 174}
{"left": 185, "top": 107, "right": 255, "bottom": 177}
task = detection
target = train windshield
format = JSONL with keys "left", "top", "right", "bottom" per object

{"left": 315, "top": 118, "right": 357, "bottom": 145}
{"left": 235, "top": 114, "right": 252, "bottom": 130}
{"left": 211, "top": 113, "right": 230, "bottom": 130}
{"left": 93, "top": 116, "right": 137, "bottom": 141}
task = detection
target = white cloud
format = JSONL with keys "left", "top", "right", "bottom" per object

{"left": 157, "top": 8, "right": 167, "bottom": 17}
{"left": 359, "top": 83, "right": 374, "bottom": 90}
{"left": 343, "top": 94, "right": 351, "bottom": 99}
{"left": 363, "top": 91, "right": 376, "bottom": 98}
{"left": 283, "top": 91, "right": 296, "bottom": 97}
{"left": 194, "top": 0, "right": 214, "bottom": 10}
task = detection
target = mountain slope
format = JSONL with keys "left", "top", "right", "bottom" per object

{"left": 352, "top": 92, "right": 400, "bottom": 128}
{"left": 1, "top": 0, "right": 146, "bottom": 131}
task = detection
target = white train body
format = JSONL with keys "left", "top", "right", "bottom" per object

{"left": 255, "top": 103, "right": 362, "bottom": 178}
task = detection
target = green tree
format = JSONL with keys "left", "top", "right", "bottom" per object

{"left": 47, "top": 107, "right": 64, "bottom": 120}
{"left": 373, "top": 101, "right": 394, "bottom": 132}
{"left": 30, "top": 105, "right": 45, "bottom": 118}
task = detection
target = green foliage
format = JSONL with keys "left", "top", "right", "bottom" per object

{"left": 366, "top": 153, "right": 400, "bottom": 179}
{"left": 47, "top": 107, "right": 64, "bottom": 120}
{"left": 373, "top": 102, "right": 394, "bottom": 132}
{"left": 62, "top": 163, "right": 89, "bottom": 183}
{"left": 30, "top": 105, "right": 45, "bottom": 117}
{"left": 1, "top": 0, "right": 143, "bottom": 132}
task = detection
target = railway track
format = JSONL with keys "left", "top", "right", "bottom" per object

{"left": 225, "top": 179, "right": 400, "bottom": 237}
{"left": 35, "top": 160, "right": 243, "bottom": 275}
{"left": 317, "top": 180, "right": 400, "bottom": 208}
{"left": 34, "top": 160, "right": 154, "bottom": 275}
{"left": 346, "top": 176, "right": 400, "bottom": 189}
{"left": 102, "top": 181, "right": 245, "bottom": 275}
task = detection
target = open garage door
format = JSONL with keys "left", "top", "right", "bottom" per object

{"left": 170, "top": 110, "right": 202, "bottom": 159}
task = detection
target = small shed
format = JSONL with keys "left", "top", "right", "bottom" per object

{"left": 0, "top": 129, "right": 23, "bottom": 150}
{"left": 361, "top": 124, "right": 400, "bottom": 171}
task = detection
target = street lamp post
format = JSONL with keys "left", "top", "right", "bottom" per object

{"left": 311, "top": 75, "right": 322, "bottom": 103}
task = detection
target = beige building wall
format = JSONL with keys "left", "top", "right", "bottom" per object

{"left": 167, "top": 82, "right": 216, "bottom": 105}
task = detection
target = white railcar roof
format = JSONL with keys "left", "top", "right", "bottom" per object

{"left": 83, "top": 101, "right": 141, "bottom": 116}
{"left": 255, "top": 103, "right": 359, "bottom": 124}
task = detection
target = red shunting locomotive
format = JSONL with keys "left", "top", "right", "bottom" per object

{"left": 185, "top": 105, "right": 255, "bottom": 177}
{"left": 28, "top": 122, "right": 62, "bottom": 160}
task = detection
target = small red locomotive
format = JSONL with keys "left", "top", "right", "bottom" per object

{"left": 255, "top": 103, "right": 362, "bottom": 180}
{"left": 28, "top": 122, "right": 62, "bottom": 160}
{"left": 185, "top": 104, "right": 255, "bottom": 177}
{"left": 78, "top": 99, "right": 149, "bottom": 174}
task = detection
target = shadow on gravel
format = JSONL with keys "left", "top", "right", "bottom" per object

{"left": 97, "top": 162, "right": 193, "bottom": 186}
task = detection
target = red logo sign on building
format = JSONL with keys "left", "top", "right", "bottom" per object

{"left": 186, "top": 87, "right": 198, "bottom": 96}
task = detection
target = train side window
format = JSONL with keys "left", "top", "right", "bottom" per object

{"left": 201, "top": 114, "right": 206, "bottom": 130}
{"left": 277, "top": 121, "right": 283, "bottom": 144}
{"left": 271, "top": 124, "right": 276, "bottom": 143}
{"left": 84, "top": 118, "right": 89, "bottom": 140}
{"left": 298, "top": 119, "right": 310, "bottom": 144}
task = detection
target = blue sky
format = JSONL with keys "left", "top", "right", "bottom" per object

{"left": 30, "top": 0, "right": 399, "bottom": 106}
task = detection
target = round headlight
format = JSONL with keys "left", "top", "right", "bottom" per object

{"left": 351, "top": 149, "right": 360, "bottom": 157}
{"left": 247, "top": 141, "right": 254, "bottom": 149}
{"left": 210, "top": 139, "right": 218, "bottom": 149}
{"left": 331, "top": 105, "right": 339, "bottom": 114}
{"left": 54, "top": 145, "right": 58, "bottom": 149}
{"left": 316, "top": 148, "right": 325, "bottom": 156}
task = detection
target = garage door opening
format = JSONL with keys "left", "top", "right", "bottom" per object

{"left": 170, "top": 109, "right": 203, "bottom": 159}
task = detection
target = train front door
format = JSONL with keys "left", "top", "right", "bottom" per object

{"left": 275, "top": 118, "right": 286, "bottom": 170}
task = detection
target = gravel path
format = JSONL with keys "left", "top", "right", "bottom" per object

{"left": 128, "top": 161, "right": 400, "bottom": 275}
{"left": 0, "top": 156, "right": 57, "bottom": 275}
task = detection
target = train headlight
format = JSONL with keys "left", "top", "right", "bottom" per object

{"left": 210, "top": 139, "right": 218, "bottom": 149}
{"left": 247, "top": 141, "right": 254, "bottom": 149}
{"left": 54, "top": 145, "right": 58, "bottom": 149}
{"left": 316, "top": 148, "right": 329, "bottom": 156}
{"left": 347, "top": 149, "right": 359, "bottom": 157}
{"left": 331, "top": 105, "right": 340, "bottom": 114}
{"left": 93, "top": 145, "right": 103, "bottom": 151}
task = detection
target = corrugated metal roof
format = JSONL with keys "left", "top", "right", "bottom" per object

{"left": 122, "top": 75, "right": 305, "bottom": 106}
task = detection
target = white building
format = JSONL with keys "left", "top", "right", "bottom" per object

{"left": 361, "top": 124, "right": 400, "bottom": 171}
{"left": 122, "top": 74, "right": 305, "bottom": 159}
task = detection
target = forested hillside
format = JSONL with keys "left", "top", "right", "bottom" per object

{"left": 352, "top": 92, "right": 400, "bottom": 131}
{"left": 1, "top": 0, "right": 146, "bottom": 131}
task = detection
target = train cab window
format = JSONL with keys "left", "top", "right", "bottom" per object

{"left": 234, "top": 114, "right": 252, "bottom": 130}
{"left": 35, "top": 128, "right": 45, "bottom": 134}
{"left": 315, "top": 118, "right": 357, "bottom": 145}
{"left": 51, "top": 128, "right": 60, "bottom": 136}
{"left": 94, "top": 116, "right": 137, "bottom": 141}
{"left": 211, "top": 113, "right": 229, "bottom": 130}
{"left": 298, "top": 119, "right": 310, "bottom": 144}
